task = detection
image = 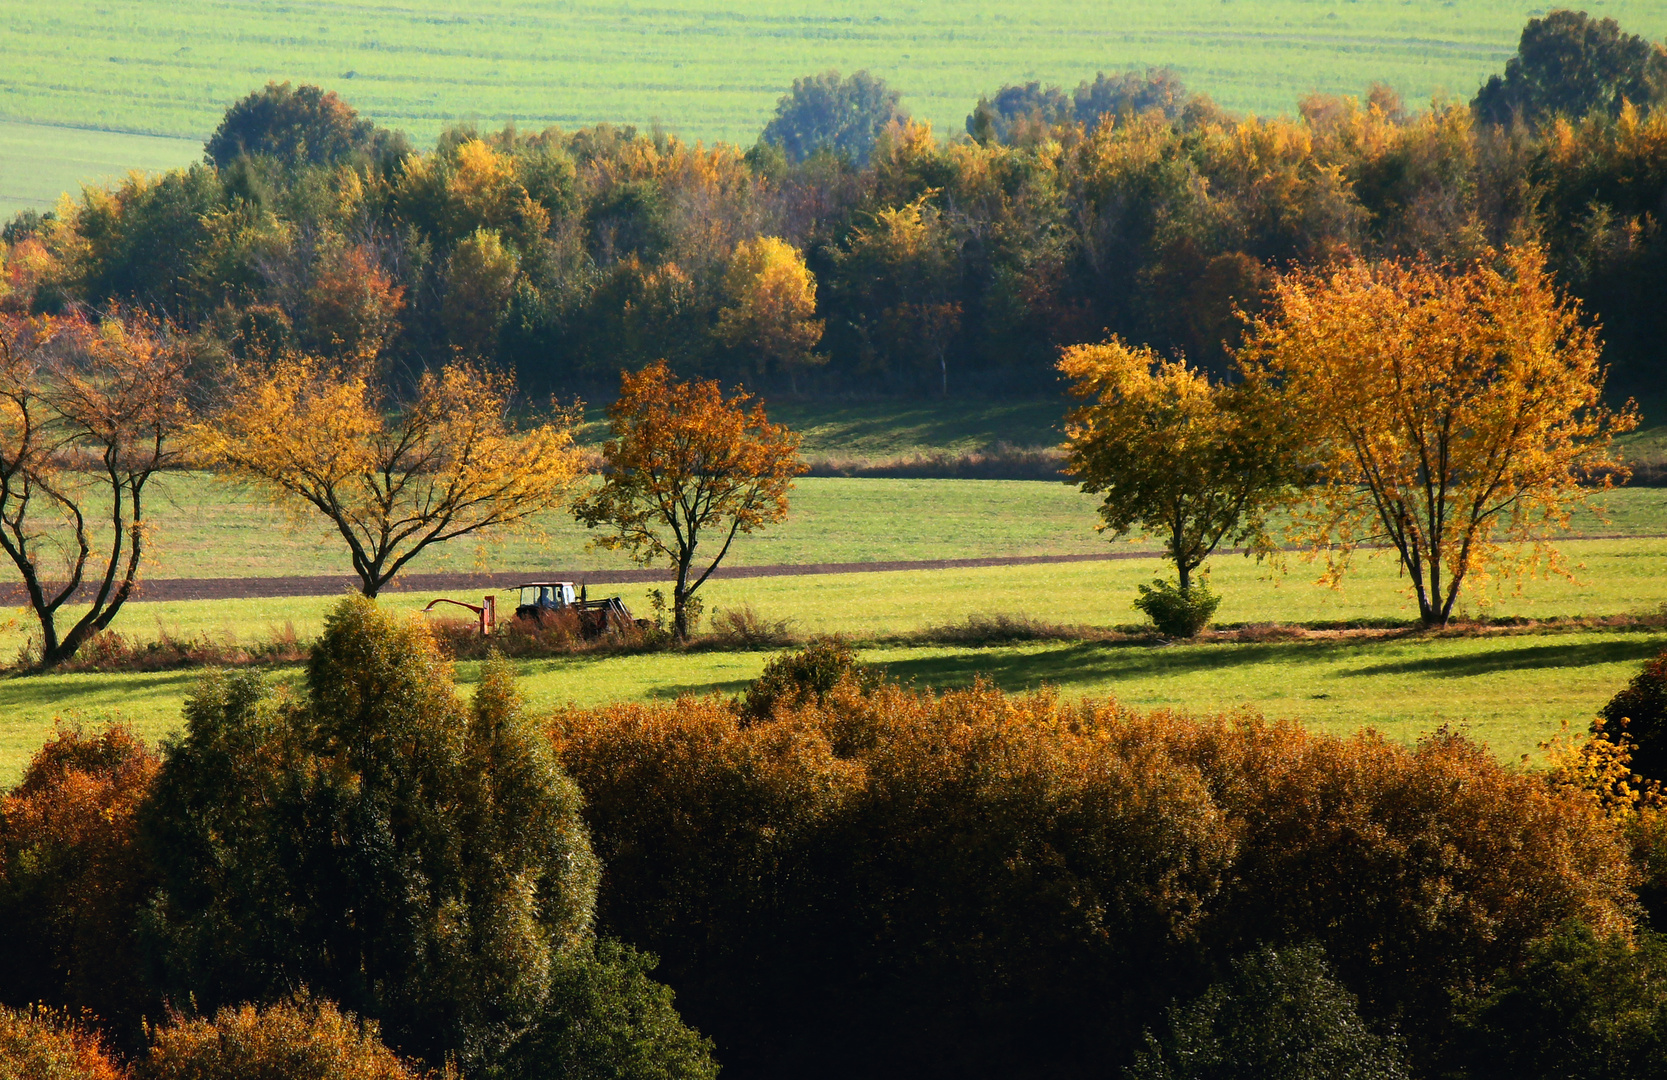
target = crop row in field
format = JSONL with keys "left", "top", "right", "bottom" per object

{"left": 6, "top": 0, "right": 1667, "bottom": 217}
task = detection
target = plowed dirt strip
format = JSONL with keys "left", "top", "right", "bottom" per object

{"left": 0, "top": 550, "right": 1173, "bottom": 604}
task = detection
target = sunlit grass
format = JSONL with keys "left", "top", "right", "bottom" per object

{"left": 2, "top": 532, "right": 1664, "bottom": 784}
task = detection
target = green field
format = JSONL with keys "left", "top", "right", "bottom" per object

{"left": 124, "top": 472, "right": 1667, "bottom": 582}
{"left": 2, "top": 623, "right": 1658, "bottom": 787}
{"left": 5, "top": 0, "right": 1667, "bottom": 218}
{"left": 0, "top": 118, "right": 203, "bottom": 215}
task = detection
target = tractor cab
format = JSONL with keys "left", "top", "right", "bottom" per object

{"left": 517, "top": 581, "right": 580, "bottom": 619}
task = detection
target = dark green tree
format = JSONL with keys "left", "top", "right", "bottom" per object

{"left": 1474, "top": 11, "right": 1667, "bottom": 126}
{"left": 1451, "top": 922, "right": 1667, "bottom": 1080}
{"left": 142, "top": 598, "right": 709, "bottom": 1077}
{"left": 1599, "top": 645, "right": 1667, "bottom": 783}
{"left": 1073, "top": 68, "right": 1197, "bottom": 130}
{"left": 966, "top": 82, "right": 1074, "bottom": 145}
{"left": 1129, "top": 944, "right": 1410, "bottom": 1080}
{"left": 759, "top": 70, "right": 906, "bottom": 164}
{"left": 205, "top": 82, "right": 397, "bottom": 169}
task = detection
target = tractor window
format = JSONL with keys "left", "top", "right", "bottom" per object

{"left": 520, "top": 586, "right": 537, "bottom": 607}
{"left": 562, "top": 584, "right": 576, "bottom": 605}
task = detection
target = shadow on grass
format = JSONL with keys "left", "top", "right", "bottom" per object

{"left": 1344, "top": 637, "right": 1666, "bottom": 679}
{"left": 873, "top": 639, "right": 1355, "bottom": 691}
{"left": 646, "top": 679, "right": 754, "bottom": 700}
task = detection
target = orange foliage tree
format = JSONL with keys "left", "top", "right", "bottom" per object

{"left": 142, "top": 997, "right": 422, "bottom": 1080}
{"left": 0, "top": 312, "right": 192, "bottom": 668}
{"left": 192, "top": 355, "right": 583, "bottom": 597}
{"left": 573, "top": 361, "right": 803, "bottom": 640}
{"left": 549, "top": 675, "right": 1633, "bottom": 1076}
{"left": 0, "top": 1005, "right": 127, "bottom": 1080}
{"left": 0, "top": 723, "right": 160, "bottom": 1043}
{"left": 1240, "top": 244, "right": 1636, "bottom": 626}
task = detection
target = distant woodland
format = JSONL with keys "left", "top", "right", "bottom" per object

{"left": 2, "top": 9, "right": 1664, "bottom": 402}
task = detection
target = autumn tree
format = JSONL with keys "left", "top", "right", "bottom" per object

{"left": 715, "top": 236, "right": 824, "bottom": 392}
{"left": 0, "top": 312, "right": 192, "bottom": 668}
{"left": 1240, "top": 244, "right": 1635, "bottom": 627}
{"left": 832, "top": 194, "right": 964, "bottom": 394}
{"left": 1059, "top": 337, "right": 1295, "bottom": 634}
{"left": 192, "top": 355, "right": 583, "bottom": 597}
{"left": 573, "top": 360, "right": 803, "bottom": 640}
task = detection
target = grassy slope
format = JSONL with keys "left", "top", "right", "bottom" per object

{"left": 0, "top": 119, "right": 203, "bottom": 216}
{"left": 128, "top": 471, "right": 1667, "bottom": 581}
{"left": 3, "top": 628, "right": 1657, "bottom": 786}
{"left": 6, "top": 0, "right": 1667, "bottom": 217}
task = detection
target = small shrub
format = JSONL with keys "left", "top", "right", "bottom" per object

{"left": 140, "top": 996, "right": 421, "bottom": 1080}
{"left": 1134, "top": 579, "right": 1220, "bottom": 638}
{"left": 910, "top": 613, "right": 1090, "bottom": 645}
{"left": 705, "top": 605, "right": 798, "bottom": 649}
{"left": 1129, "top": 943, "right": 1409, "bottom": 1080}
{"left": 0, "top": 1006, "right": 127, "bottom": 1080}
{"left": 739, "top": 638, "right": 870, "bottom": 720}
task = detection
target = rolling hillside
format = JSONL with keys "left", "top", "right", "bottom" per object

{"left": 4, "top": 0, "right": 1666, "bottom": 217}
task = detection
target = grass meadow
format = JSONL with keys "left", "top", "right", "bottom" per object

{"left": 129, "top": 472, "right": 1667, "bottom": 581}
{"left": 1, "top": 518, "right": 1665, "bottom": 784}
{"left": 6, "top": 0, "right": 1667, "bottom": 217}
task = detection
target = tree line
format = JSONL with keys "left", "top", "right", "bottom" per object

{"left": 1, "top": 10, "right": 1664, "bottom": 401}
{"left": 0, "top": 237, "right": 1627, "bottom": 666}
{"left": 10, "top": 614, "right": 1667, "bottom": 1079}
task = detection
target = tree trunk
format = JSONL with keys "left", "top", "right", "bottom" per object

{"left": 674, "top": 553, "right": 692, "bottom": 641}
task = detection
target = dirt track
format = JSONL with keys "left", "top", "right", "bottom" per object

{"left": 3, "top": 550, "right": 1171, "bottom": 604}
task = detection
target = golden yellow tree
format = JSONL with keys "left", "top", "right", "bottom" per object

{"left": 573, "top": 360, "right": 804, "bottom": 640}
{"left": 1240, "top": 244, "right": 1636, "bottom": 626}
{"left": 193, "top": 355, "right": 583, "bottom": 597}
{"left": 1059, "top": 336, "right": 1296, "bottom": 633}
{"left": 0, "top": 312, "right": 192, "bottom": 668}
{"left": 715, "top": 237, "right": 824, "bottom": 392}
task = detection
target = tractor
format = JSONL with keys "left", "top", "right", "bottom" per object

{"left": 425, "top": 581, "right": 639, "bottom": 640}
{"left": 513, "top": 581, "right": 639, "bottom": 637}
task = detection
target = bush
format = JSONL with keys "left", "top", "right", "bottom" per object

{"left": 1129, "top": 943, "right": 1409, "bottom": 1080}
{"left": 1168, "top": 723, "right": 1632, "bottom": 1066}
{"left": 0, "top": 724, "right": 160, "bottom": 1046}
{"left": 512, "top": 940, "right": 718, "bottom": 1080}
{"left": 550, "top": 685, "right": 1635, "bottom": 1080}
{"left": 1600, "top": 645, "right": 1667, "bottom": 782}
{"left": 0, "top": 1006, "right": 126, "bottom": 1080}
{"left": 140, "top": 996, "right": 420, "bottom": 1080}
{"left": 1451, "top": 921, "right": 1667, "bottom": 1079}
{"left": 738, "top": 638, "right": 870, "bottom": 720}
{"left": 1134, "top": 579, "right": 1220, "bottom": 638}
{"left": 705, "top": 605, "right": 797, "bottom": 649}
